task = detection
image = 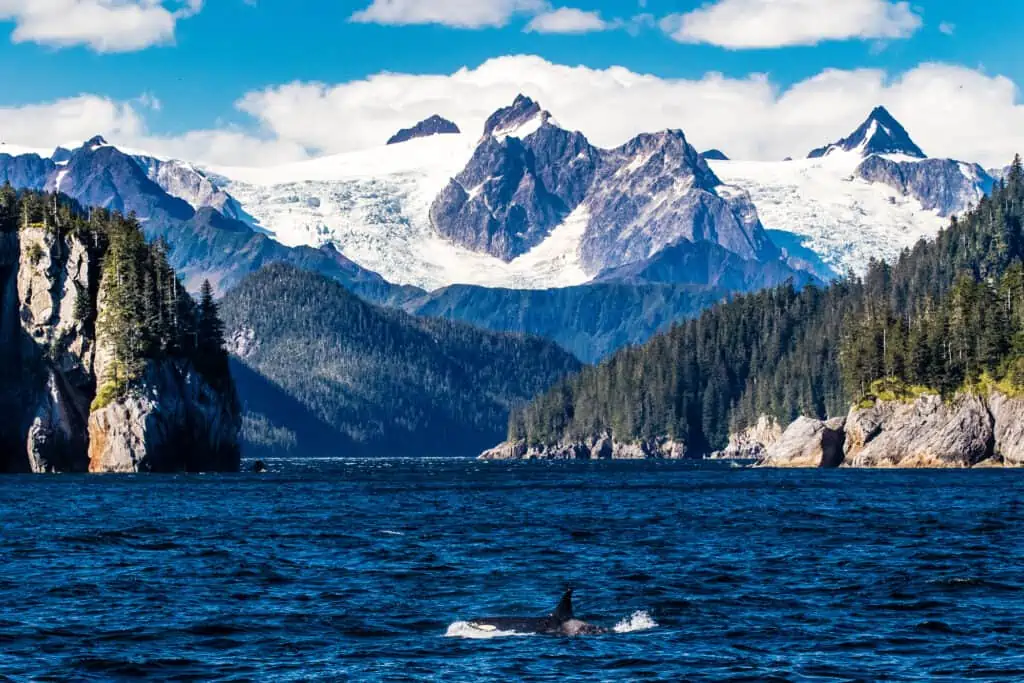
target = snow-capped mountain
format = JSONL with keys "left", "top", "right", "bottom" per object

{"left": 212, "top": 95, "right": 787, "bottom": 290}
{"left": 430, "top": 96, "right": 600, "bottom": 262}
{"left": 0, "top": 136, "right": 411, "bottom": 302}
{"left": 429, "top": 95, "right": 775, "bottom": 276}
{"left": 808, "top": 106, "right": 925, "bottom": 159}
{"left": 0, "top": 102, "right": 998, "bottom": 298}
{"left": 712, "top": 107, "right": 993, "bottom": 276}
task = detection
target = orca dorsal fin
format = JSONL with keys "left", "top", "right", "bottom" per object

{"left": 551, "top": 588, "right": 574, "bottom": 622}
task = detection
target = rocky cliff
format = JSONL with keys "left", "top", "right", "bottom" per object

{"left": 0, "top": 197, "right": 240, "bottom": 474}
{"left": 758, "top": 391, "right": 1024, "bottom": 468}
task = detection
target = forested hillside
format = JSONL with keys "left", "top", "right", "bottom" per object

{"left": 509, "top": 157, "right": 1024, "bottom": 455}
{"left": 220, "top": 264, "right": 581, "bottom": 458}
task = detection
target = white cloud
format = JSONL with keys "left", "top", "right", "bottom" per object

{"left": 229, "top": 56, "right": 1024, "bottom": 168}
{"left": 939, "top": 21, "right": 956, "bottom": 36}
{"left": 0, "top": 0, "right": 202, "bottom": 52}
{"left": 661, "top": 0, "right": 922, "bottom": 49}
{"left": 350, "top": 0, "right": 621, "bottom": 34}
{"left": 6, "top": 57, "right": 1024, "bottom": 169}
{"left": 0, "top": 95, "right": 144, "bottom": 150}
{"left": 525, "top": 8, "right": 608, "bottom": 34}
{"left": 349, "top": 0, "right": 545, "bottom": 28}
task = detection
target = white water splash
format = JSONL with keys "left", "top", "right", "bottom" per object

{"left": 613, "top": 611, "right": 658, "bottom": 633}
{"left": 444, "top": 621, "right": 534, "bottom": 639}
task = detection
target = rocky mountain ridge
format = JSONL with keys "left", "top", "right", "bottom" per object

{"left": 430, "top": 95, "right": 780, "bottom": 274}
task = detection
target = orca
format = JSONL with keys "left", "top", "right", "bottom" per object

{"left": 466, "top": 588, "right": 606, "bottom": 636}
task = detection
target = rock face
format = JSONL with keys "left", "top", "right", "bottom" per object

{"left": 0, "top": 221, "right": 240, "bottom": 474}
{"left": 761, "top": 417, "right": 846, "bottom": 468}
{"left": 2, "top": 225, "right": 98, "bottom": 473}
{"left": 856, "top": 156, "right": 993, "bottom": 217}
{"left": 757, "top": 391, "right": 1024, "bottom": 468}
{"left": 482, "top": 94, "right": 544, "bottom": 139}
{"left": 844, "top": 394, "right": 993, "bottom": 468}
{"left": 580, "top": 131, "right": 777, "bottom": 271}
{"left": 988, "top": 393, "right": 1024, "bottom": 466}
{"left": 479, "top": 435, "right": 686, "bottom": 461}
{"left": 711, "top": 415, "right": 783, "bottom": 460}
{"left": 430, "top": 95, "right": 776, "bottom": 272}
{"left": 88, "top": 361, "right": 240, "bottom": 473}
{"left": 808, "top": 106, "right": 925, "bottom": 159}
{"left": 387, "top": 115, "right": 460, "bottom": 145}
{"left": 0, "top": 153, "right": 54, "bottom": 190}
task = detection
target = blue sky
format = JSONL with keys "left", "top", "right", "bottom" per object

{"left": 0, "top": 0, "right": 1022, "bottom": 167}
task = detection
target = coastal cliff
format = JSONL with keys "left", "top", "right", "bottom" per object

{"left": 743, "top": 390, "right": 1024, "bottom": 468}
{"left": 0, "top": 191, "right": 239, "bottom": 473}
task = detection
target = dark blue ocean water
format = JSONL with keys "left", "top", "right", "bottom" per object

{"left": 2, "top": 459, "right": 1023, "bottom": 681}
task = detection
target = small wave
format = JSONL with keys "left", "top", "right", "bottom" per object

{"left": 444, "top": 621, "right": 533, "bottom": 639}
{"left": 381, "top": 530, "right": 405, "bottom": 536}
{"left": 613, "top": 611, "right": 658, "bottom": 633}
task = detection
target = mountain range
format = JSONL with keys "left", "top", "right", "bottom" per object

{"left": 0, "top": 100, "right": 1004, "bottom": 456}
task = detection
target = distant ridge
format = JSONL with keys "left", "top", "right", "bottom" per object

{"left": 387, "top": 115, "right": 461, "bottom": 145}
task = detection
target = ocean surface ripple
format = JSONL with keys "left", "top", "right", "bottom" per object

{"left": 1, "top": 459, "right": 1023, "bottom": 681}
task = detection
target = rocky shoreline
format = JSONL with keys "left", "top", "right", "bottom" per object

{"left": 757, "top": 391, "right": 1024, "bottom": 469}
{"left": 479, "top": 433, "right": 686, "bottom": 461}
{"left": 480, "top": 391, "right": 1024, "bottom": 468}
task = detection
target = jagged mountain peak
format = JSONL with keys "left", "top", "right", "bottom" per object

{"left": 481, "top": 94, "right": 556, "bottom": 141}
{"left": 612, "top": 129, "right": 720, "bottom": 188}
{"left": 51, "top": 147, "right": 73, "bottom": 164}
{"left": 82, "top": 135, "right": 110, "bottom": 150}
{"left": 808, "top": 106, "right": 926, "bottom": 160}
{"left": 387, "top": 115, "right": 461, "bottom": 145}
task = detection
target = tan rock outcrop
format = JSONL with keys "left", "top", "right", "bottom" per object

{"left": 844, "top": 394, "right": 993, "bottom": 468}
{"left": 761, "top": 417, "right": 846, "bottom": 468}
